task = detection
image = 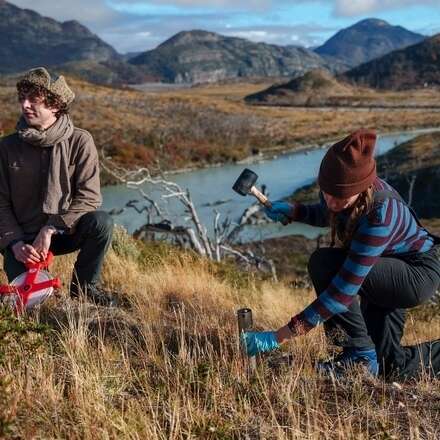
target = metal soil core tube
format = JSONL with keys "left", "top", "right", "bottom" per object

{"left": 237, "top": 308, "right": 256, "bottom": 371}
{"left": 237, "top": 308, "right": 253, "bottom": 333}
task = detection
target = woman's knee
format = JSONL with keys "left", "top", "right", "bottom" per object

{"left": 307, "top": 247, "right": 346, "bottom": 292}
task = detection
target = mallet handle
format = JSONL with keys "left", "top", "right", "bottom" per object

{"left": 250, "top": 186, "right": 290, "bottom": 225}
{"left": 250, "top": 186, "right": 272, "bottom": 208}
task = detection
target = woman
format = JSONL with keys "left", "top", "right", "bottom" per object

{"left": 243, "top": 129, "right": 440, "bottom": 379}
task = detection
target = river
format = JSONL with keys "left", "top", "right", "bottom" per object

{"left": 102, "top": 128, "right": 437, "bottom": 242}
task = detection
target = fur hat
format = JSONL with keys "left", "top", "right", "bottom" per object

{"left": 17, "top": 67, "right": 75, "bottom": 105}
{"left": 318, "top": 129, "right": 377, "bottom": 198}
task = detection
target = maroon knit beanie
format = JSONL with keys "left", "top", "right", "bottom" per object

{"left": 318, "top": 129, "right": 377, "bottom": 198}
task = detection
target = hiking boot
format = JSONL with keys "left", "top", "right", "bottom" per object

{"left": 317, "top": 347, "right": 379, "bottom": 378}
{"left": 70, "top": 284, "right": 118, "bottom": 307}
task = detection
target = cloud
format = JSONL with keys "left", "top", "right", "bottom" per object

{"left": 10, "top": 0, "right": 117, "bottom": 25}
{"left": 334, "top": 0, "right": 440, "bottom": 17}
{"left": 6, "top": 0, "right": 440, "bottom": 53}
{"left": 110, "top": 0, "right": 278, "bottom": 11}
{"left": 222, "top": 23, "right": 334, "bottom": 47}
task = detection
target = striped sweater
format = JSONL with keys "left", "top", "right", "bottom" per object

{"left": 288, "top": 178, "right": 435, "bottom": 334}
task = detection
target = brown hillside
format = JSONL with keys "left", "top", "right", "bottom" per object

{"left": 2, "top": 76, "right": 440, "bottom": 186}
{"left": 342, "top": 34, "right": 440, "bottom": 90}
{"left": 245, "top": 69, "right": 355, "bottom": 105}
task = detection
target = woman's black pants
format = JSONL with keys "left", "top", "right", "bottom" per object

{"left": 308, "top": 246, "right": 440, "bottom": 380}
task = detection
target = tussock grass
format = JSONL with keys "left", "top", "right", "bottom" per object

{"left": 0, "top": 228, "right": 439, "bottom": 439}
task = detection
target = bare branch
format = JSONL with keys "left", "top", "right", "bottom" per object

{"left": 100, "top": 153, "right": 278, "bottom": 279}
{"left": 220, "top": 245, "right": 278, "bottom": 282}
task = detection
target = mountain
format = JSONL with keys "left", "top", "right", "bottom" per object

{"left": 341, "top": 34, "right": 440, "bottom": 90}
{"left": 129, "top": 30, "right": 330, "bottom": 84}
{"left": 315, "top": 18, "right": 425, "bottom": 68}
{"left": 56, "top": 59, "right": 157, "bottom": 85}
{"left": 0, "top": 0, "right": 153, "bottom": 84}
{"left": 244, "top": 69, "right": 354, "bottom": 105}
{"left": 122, "top": 51, "right": 143, "bottom": 62}
{"left": 0, "top": 0, "right": 119, "bottom": 72}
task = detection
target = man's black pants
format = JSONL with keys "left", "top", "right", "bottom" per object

{"left": 308, "top": 246, "right": 440, "bottom": 380}
{"left": 2, "top": 211, "right": 113, "bottom": 295}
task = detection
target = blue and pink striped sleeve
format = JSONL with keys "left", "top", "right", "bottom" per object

{"left": 292, "top": 193, "right": 329, "bottom": 227}
{"left": 288, "top": 199, "right": 396, "bottom": 334}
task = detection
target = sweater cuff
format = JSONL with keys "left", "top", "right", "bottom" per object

{"left": 0, "top": 229, "right": 25, "bottom": 250}
{"left": 291, "top": 203, "right": 305, "bottom": 222}
{"left": 287, "top": 313, "right": 314, "bottom": 336}
{"left": 7, "top": 237, "right": 24, "bottom": 250}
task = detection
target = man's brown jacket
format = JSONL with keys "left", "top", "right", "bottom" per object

{"left": 0, "top": 127, "right": 102, "bottom": 249}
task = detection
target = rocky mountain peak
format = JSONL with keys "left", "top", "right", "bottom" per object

{"left": 0, "top": 0, "right": 119, "bottom": 74}
{"left": 315, "top": 18, "right": 425, "bottom": 67}
{"left": 159, "top": 30, "right": 222, "bottom": 48}
{"left": 61, "top": 19, "right": 93, "bottom": 35}
{"left": 356, "top": 18, "right": 391, "bottom": 28}
{"left": 130, "top": 29, "right": 329, "bottom": 84}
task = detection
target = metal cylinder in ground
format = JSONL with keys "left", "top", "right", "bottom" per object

{"left": 237, "top": 308, "right": 256, "bottom": 371}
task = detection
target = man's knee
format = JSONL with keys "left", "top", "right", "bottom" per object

{"left": 78, "top": 211, "right": 114, "bottom": 237}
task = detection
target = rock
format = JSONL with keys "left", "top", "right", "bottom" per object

{"left": 129, "top": 30, "right": 331, "bottom": 84}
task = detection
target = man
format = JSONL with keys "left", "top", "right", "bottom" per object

{"left": 0, "top": 67, "right": 116, "bottom": 306}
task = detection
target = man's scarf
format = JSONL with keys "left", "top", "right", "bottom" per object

{"left": 17, "top": 114, "right": 74, "bottom": 214}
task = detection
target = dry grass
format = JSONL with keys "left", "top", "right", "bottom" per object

{"left": 1, "top": 227, "right": 439, "bottom": 439}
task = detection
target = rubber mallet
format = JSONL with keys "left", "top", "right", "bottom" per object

{"left": 232, "top": 168, "right": 289, "bottom": 224}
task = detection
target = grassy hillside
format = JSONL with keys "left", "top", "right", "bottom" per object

{"left": 1, "top": 228, "right": 439, "bottom": 439}
{"left": 2, "top": 78, "right": 440, "bottom": 185}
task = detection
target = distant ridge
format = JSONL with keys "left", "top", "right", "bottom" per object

{"left": 0, "top": 0, "right": 150, "bottom": 84}
{"left": 129, "top": 30, "right": 330, "bottom": 84}
{"left": 341, "top": 34, "right": 440, "bottom": 89}
{"left": 0, "top": 2, "right": 431, "bottom": 87}
{"left": 0, "top": 0, "right": 117, "bottom": 72}
{"left": 315, "top": 18, "right": 425, "bottom": 67}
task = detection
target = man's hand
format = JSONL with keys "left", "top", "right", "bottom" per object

{"left": 11, "top": 240, "right": 42, "bottom": 264}
{"left": 32, "top": 226, "right": 56, "bottom": 260}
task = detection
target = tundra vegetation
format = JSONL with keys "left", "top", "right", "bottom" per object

{"left": 0, "top": 227, "right": 440, "bottom": 439}
{"left": 1, "top": 78, "right": 440, "bottom": 439}
{"left": 1, "top": 77, "right": 440, "bottom": 184}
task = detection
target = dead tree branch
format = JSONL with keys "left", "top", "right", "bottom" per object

{"left": 100, "top": 155, "right": 276, "bottom": 279}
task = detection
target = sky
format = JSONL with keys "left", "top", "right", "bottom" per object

{"left": 9, "top": 0, "right": 440, "bottom": 54}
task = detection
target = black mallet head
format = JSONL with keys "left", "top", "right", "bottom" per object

{"left": 232, "top": 168, "right": 258, "bottom": 196}
{"left": 232, "top": 168, "right": 290, "bottom": 225}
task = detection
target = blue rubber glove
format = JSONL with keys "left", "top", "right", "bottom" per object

{"left": 265, "top": 201, "right": 293, "bottom": 223}
{"left": 241, "top": 331, "right": 280, "bottom": 356}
